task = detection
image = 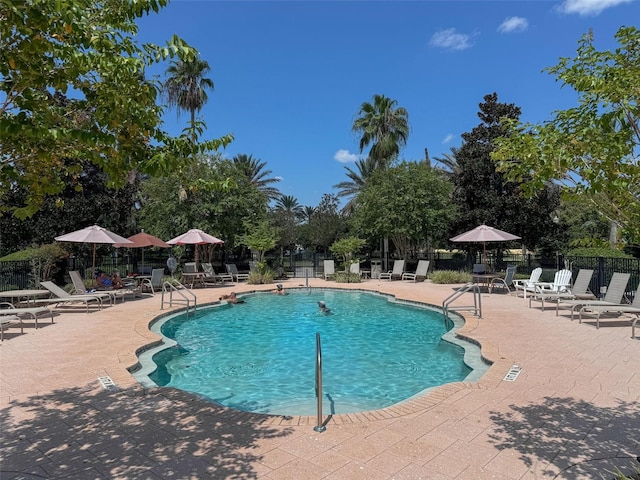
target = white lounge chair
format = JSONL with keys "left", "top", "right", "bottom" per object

{"left": 402, "top": 260, "right": 430, "bottom": 282}
{"left": 225, "top": 264, "right": 249, "bottom": 282}
{"left": 528, "top": 269, "right": 572, "bottom": 310}
{"left": 379, "top": 260, "right": 405, "bottom": 281}
{"left": 323, "top": 260, "right": 335, "bottom": 280}
{"left": 527, "top": 268, "right": 595, "bottom": 310}
{"left": 0, "top": 302, "right": 55, "bottom": 329}
{"left": 35, "top": 281, "right": 104, "bottom": 312}
{"left": 579, "top": 282, "right": 640, "bottom": 336}
{"left": 349, "top": 262, "right": 362, "bottom": 277}
{"left": 556, "top": 272, "right": 631, "bottom": 319}
{"left": 512, "top": 267, "right": 542, "bottom": 299}
{"left": 489, "top": 265, "right": 517, "bottom": 294}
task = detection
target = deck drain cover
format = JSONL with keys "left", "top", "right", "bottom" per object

{"left": 98, "top": 376, "right": 119, "bottom": 391}
{"left": 503, "top": 365, "right": 522, "bottom": 382}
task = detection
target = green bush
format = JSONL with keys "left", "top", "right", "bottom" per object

{"left": 334, "top": 272, "right": 361, "bottom": 283}
{"left": 430, "top": 270, "right": 472, "bottom": 284}
{"left": 247, "top": 269, "right": 276, "bottom": 285}
{"left": 568, "top": 247, "right": 632, "bottom": 258}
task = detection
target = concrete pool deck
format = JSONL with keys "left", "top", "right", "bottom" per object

{"left": 1, "top": 278, "right": 638, "bottom": 479}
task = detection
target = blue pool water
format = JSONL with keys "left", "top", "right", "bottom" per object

{"left": 141, "top": 289, "right": 478, "bottom": 416}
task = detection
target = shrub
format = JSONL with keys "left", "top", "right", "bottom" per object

{"left": 247, "top": 269, "right": 276, "bottom": 285}
{"left": 334, "top": 271, "right": 361, "bottom": 283}
{"left": 568, "top": 247, "right": 632, "bottom": 258}
{"left": 430, "top": 270, "right": 472, "bottom": 284}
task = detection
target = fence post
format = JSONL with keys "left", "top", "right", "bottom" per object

{"left": 597, "top": 256, "right": 606, "bottom": 298}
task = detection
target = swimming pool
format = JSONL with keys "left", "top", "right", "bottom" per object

{"left": 134, "top": 289, "right": 487, "bottom": 416}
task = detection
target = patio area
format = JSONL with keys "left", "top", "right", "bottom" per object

{"left": 1, "top": 278, "right": 638, "bottom": 479}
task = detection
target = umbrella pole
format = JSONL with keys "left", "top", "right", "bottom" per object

{"left": 483, "top": 242, "right": 487, "bottom": 266}
{"left": 92, "top": 243, "right": 97, "bottom": 286}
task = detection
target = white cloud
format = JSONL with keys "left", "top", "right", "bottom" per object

{"left": 334, "top": 149, "right": 359, "bottom": 163}
{"left": 498, "top": 16, "right": 529, "bottom": 33}
{"left": 442, "top": 134, "right": 455, "bottom": 144}
{"left": 556, "top": 0, "right": 633, "bottom": 16}
{"left": 429, "top": 28, "right": 475, "bottom": 51}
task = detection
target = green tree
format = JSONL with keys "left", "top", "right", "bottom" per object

{"left": 333, "top": 157, "right": 378, "bottom": 214}
{"left": 0, "top": 0, "right": 232, "bottom": 219}
{"left": 242, "top": 220, "right": 279, "bottom": 263}
{"left": 329, "top": 236, "right": 366, "bottom": 270}
{"left": 352, "top": 94, "right": 410, "bottom": 168}
{"left": 272, "top": 195, "right": 303, "bottom": 260}
{"left": 0, "top": 162, "right": 138, "bottom": 257}
{"left": 163, "top": 55, "right": 214, "bottom": 129}
{"left": 300, "top": 206, "right": 316, "bottom": 223}
{"left": 232, "top": 154, "right": 281, "bottom": 203}
{"left": 138, "top": 156, "right": 267, "bottom": 256}
{"left": 450, "top": 93, "right": 561, "bottom": 252}
{"left": 351, "top": 162, "right": 456, "bottom": 259}
{"left": 299, "top": 194, "right": 347, "bottom": 253}
{"left": 492, "top": 26, "right": 640, "bottom": 244}
{"left": 433, "top": 145, "right": 463, "bottom": 178}
{"left": 274, "top": 195, "right": 304, "bottom": 218}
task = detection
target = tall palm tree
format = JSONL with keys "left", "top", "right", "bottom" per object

{"left": 233, "top": 154, "right": 281, "bottom": 202}
{"left": 333, "top": 157, "right": 378, "bottom": 214}
{"left": 163, "top": 55, "right": 214, "bottom": 127}
{"left": 352, "top": 94, "right": 409, "bottom": 168}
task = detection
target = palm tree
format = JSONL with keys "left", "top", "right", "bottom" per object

{"left": 233, "top": 154, "right": 281, "bottom": 202}
{"left": 352, "top": 94, "right": 409, "bottom": 168}
{"left": 300, "top": 206, "right": 316, "bottom": 223}
{"left": 433, "top": 145, "right": 462, "bottom": 178}
{"left": 163, "top": 55, "right": 214, "bottom": 127}
{"left": 275, "top": 195, "right": 304, "bottom": 217}
{"left": 333, "top": 157, "right": 378, "bottom": 214}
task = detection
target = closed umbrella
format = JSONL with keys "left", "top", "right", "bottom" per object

{"left": 113, "top": 230, "right": 170, "bottom": 273}
{"left": 55, "top": 225, "right": 133, "bottom": 279}
{"left": 450, "top": 224, "right": 520, "bottom": 265}
{"left": 167, "top": 228, "right": 224, "bottom": 265}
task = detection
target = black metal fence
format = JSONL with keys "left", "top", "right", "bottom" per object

{"left": 2, "top": 252, "right": 639, "bottom": 299}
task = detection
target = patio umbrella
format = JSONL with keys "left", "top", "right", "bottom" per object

{"left": 113, "top": 230, "right": 170, "bottom": 272}
{"left": 167, "top": 228, "right": 224, "bottom": 265}
{"left": 450, "top": 224, "right": 520, "bottom": 265}
{"left": 55, "top": 225, "right": 133, "bottom": 278}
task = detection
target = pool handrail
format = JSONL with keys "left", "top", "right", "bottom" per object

{"left": 314, "top": 332, "right": 326, "bottom": 432}
{"left": 443, "top": 282, "right": 482, "bottom": 319}
{"left": 161, "top": 281, "right": 197, "bottom": 313}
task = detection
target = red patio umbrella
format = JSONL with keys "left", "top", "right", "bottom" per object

{"left": 114, "top": 230, "right": 170, "bottom": 272}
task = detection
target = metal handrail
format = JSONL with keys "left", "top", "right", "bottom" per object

{"left": 314, "top": 332, "right": 326, "bottom": 432}
{"left": 160, "top": 281, "right": 197, "bottom": 313}
{"left": 442, "top": 282, "right": 482, "bottom": 319}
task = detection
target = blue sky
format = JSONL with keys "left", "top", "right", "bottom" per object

{"left": 136, "top": 0, "right": 637, "bottom": 208}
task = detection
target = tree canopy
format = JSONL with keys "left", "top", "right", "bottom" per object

{"left": 450, "top": 93, "right": 561, "bottom": 252}
{"left": 138, "top": 156, "right": 267, "bottom": 252}
{"left": 0, "top": 0, "right": 233, "bottom": 218}
{"left": 492, "top": 26, "right": 640, "bottom": 244}
{"left": 351, "top": 161, "right": 456, "bottom": 259}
